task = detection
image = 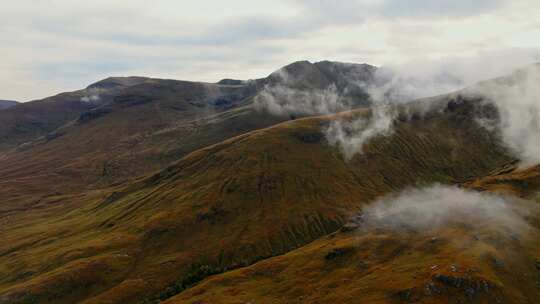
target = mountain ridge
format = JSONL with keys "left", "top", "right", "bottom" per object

{"left": 0, "top": 100, "right": 19, "bottom": 110}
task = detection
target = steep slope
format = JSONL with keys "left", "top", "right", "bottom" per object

{"left": 0, "top": 61, "right": 379, "bottom": 206}
{"left": 0, "top": 60, "right": 376, "bottom": 153}
{"left": 0, "top": 100, "right": 18, "bottom": 110}
{"left": 465, "top": 164, "right": 540, "bottom": 197}
{"left": 169, "top": 193, "right": 540, "bottom": 304}
{"left": 169, "top": 164, "right": 540, "bottom": 304}
{"left": 0, "top": 77, "right": 158, "bottom": 151}
{"left": 0, "top": 95, "right": 513, "bottom": 304}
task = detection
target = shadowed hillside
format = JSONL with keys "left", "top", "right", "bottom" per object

{"left": 0, "top": 78, "right": 155, "bottom": 151}
{"left": 168, "top": 163, "right": 540, "bottom": 304}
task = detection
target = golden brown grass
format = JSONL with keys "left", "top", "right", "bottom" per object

{"left": 0, "top": 97, "right": 516, "bottom": 303}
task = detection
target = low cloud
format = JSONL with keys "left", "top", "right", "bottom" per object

{"left": 253, "top": 64, "right": 365, "bottom": 116}
{"left": 321, "top": 59, "right": 473, "bottom": 160}
{"left": 81, "top": 95, "right": 100, "bottom": 103}
{"left": 466, "top": 65, "right": 540, "bottom": 165}
{"left": 358, "top": 185, "right": 529, "bottom": 232}
{"left": 80, "top": 87, "right": 105, "bottom": 104}
{"left": 325, "top": 106, "right": 395, "bottom": 160}
{"left": 253, "top": 64, "right": 400, "bottom": 157}
{"left": 254, "top": 84, "right": 349, "bottom": 116}
{"left": 324, "top": 51, "right": 540, "bottom": 160}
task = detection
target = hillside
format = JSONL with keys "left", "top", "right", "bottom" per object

{"left": 0, "top": 78, "right": 274, "bottom": 206}
{"left": 168, "top": 182, "right": 540, "bottom": 304}
{"left": 168, "top": 162, "right": 540, "bottom": 304}
{"left": 0, "top": 93, "right": 515, "bottom": 303}
{"left": 0, "top": 61, "right": 380, "bottom": 208}
{"left": 0, "top": 78, "right": 154, "bottom": 151}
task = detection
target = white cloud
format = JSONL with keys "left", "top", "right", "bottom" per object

{"left": 325, "top": 106, "right": 395, "bottom": 160}
{"left": 360, "top": 185, "right": 530, "bottom": 232}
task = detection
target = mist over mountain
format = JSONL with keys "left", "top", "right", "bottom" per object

{"left": 4, "top": 0, "right": 540, "bottom": 302}
{"left": 2, "top": 59, "right": 540, "bottom": 304}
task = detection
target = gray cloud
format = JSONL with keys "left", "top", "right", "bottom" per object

{"left": 295, "top": 0, "right": 508, "bottom": 22}
{"left": 254, "top": 84, "right": 349, "bottom": 116}
{"left": 1, "top": 0, "right": 539, "bottom": 101}
{"left": 325, "top": 106, "right": 395, "bottom": 160}
{"left": 379, "top": 0, "right": 507, "bottom": 17}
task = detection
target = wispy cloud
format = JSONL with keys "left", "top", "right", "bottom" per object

{"left": 359, "top": 185, "right": 530, "bottom": 232}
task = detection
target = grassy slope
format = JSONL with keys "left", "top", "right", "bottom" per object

{"left": 0, "top": 97, "right": 514, "bottom": 303}
{"left": 465, "top": 164, "right": 540, "bottom": 198}
{"left": 170, "top": 202, "right": 540, "bottom": 304}
{"left": 0, "top": 77, "right": 161, "bottom": 152}
{"left": 0, "top": 80, "right": 288, "bottom": 210}
{"left": 0, "top": 102, "right": 284, "bottom": 206}
{"left": 170, "top": 164, "right": 540, "bottom": 304}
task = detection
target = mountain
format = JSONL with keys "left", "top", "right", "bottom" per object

{"left": 170, "top": 171, "right": 540, "bottom": 304}
{"left": 0, "top": 61, "right": 376, "bottom": 153}
{"left": 0, "top": 77, "right": 155, "bottom": 151}
{"left": 0, "top": 100, "right": 18, "bottom": 110}
{"left": 1, "top": 62, "right": 540, "bottom": 304}
{"left": 0, "top": 61, "right": 379, "bottom": 205}
{"left": 0, "top": 94, "right": 518, "bottom": 303}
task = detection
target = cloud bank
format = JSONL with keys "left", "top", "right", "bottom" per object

{"left": 254, "top": 84, "right": 349, "bottom": 116}
{"left": 323, "top": 51, "right": 540, "bottom": 161}
{"left": 359, "top": 185, "right": 529, "bottom": 232}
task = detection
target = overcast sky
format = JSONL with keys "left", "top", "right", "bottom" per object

{"left": 1, "top": 0, "right": 540, "bottom": 101}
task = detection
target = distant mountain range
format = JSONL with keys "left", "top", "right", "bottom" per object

{"left": 0, "top": 99, "right": 18, "bottom": 109}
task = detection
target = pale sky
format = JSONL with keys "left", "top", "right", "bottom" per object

{"left": 1, "top": 0, "right": 540, "bottom": 101}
